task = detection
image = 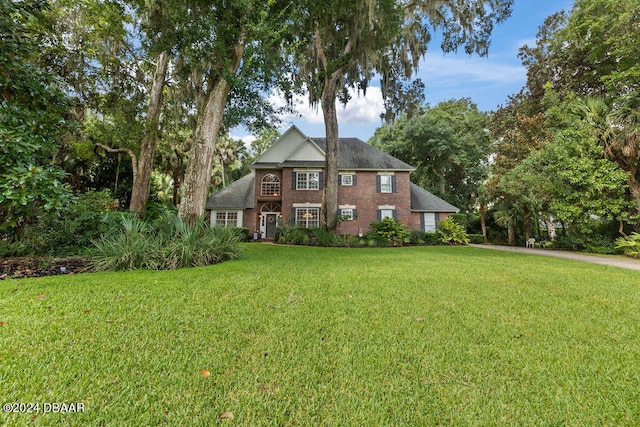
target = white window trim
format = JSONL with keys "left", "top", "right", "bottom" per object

{"left": 340, "top": 208, "right": 355, "bottom": 220}
{"left": 211, "top": 210, "right": 243, "bottom": 227}
{"left": 293, "top": 203, "right": 322, "bottom": 208}
{"left": 423, "top": 212, "right": 437, "bottom": 232}
{"left": 295, "top": 207, "right": 320, "bottom": 228}
{"left": 379, "top": 174, "right": 393, "bottom": 193}
{"left": 296, "top": 171, "right": 320, "bottom": 190}
{"left": 340, "top": 174, "right": 354, "bottom": 186}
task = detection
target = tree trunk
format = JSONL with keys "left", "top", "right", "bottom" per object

{"left": 479, "top": 202, "right": 488, "bottom": 243}
{"left": 178, "top": 38, "right": 245, "bottom": 224}
{"left": 129, "top": 51, "right": 169, "bottom": 214}
{"left": 507, "top": 224, "right": 515, "bottom": 246}
{"left": 320, "top": 72, "right": 341, "bottom": 231}
{"left": 523, "top": 206, "right": 532, "bottom": 240}
{"left": 545, "top": 217, "right": 556, "bottom": 242}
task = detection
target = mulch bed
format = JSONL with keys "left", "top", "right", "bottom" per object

{"left": 0, "top": 256, "right": 91, "bottom": 280}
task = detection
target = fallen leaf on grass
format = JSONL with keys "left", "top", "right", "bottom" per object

{"left": 218, "top": 411, "right": 234, "bottom": 420}
{"left": 416, "top": 317, "right": 425, "bottom": 321}
{"left": 83, "top": 310, "right": 91, "bottom": 314}
{"left": 199, "top": 370, "right": 211, "bottom": 377}
{"left": 35, "top": 295, "right": 46, "bottom": 300}
{"left": 0, "top": 322, "right": 5, "bottom": 326}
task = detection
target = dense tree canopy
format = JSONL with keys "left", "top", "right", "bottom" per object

{"left": 371, "top": 99, "right": 492, "bottom": 212}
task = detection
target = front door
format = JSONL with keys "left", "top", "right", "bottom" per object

{"left": 265, "top": 213, "right": 278, "bottom": 238}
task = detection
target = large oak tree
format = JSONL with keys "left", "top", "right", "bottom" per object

{"left": 292, "top": 0, "right": 512, "bottom": 230}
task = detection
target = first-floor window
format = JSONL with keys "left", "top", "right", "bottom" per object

{"left": 379, "top": 209, "right": 395, "bottom": 220}
{"left": 340, "top": 174, "right": 353, "bottom": 186}
{"left": 214, "top": 211, "right": 239, "bottom": 226}
{"left": 340, "top": 208, "right": 354, "bottom": 220}
{"left": 423, "top": 212, "right": 436, "bottom": 232}
{"left": 295, "top": 207, "right": 320, "bottom": 228}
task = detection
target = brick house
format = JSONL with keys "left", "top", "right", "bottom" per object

{"left": 206, "top": 126, "right": 459, "bottom": 238}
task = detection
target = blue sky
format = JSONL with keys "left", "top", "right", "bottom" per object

{"left": 233, "top": 0, "right": 574, "bottom": 143}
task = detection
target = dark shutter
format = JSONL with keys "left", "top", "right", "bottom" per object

{"left": 376, "top": 175, "right": 381, "bottom": 192}
{"left": 291, "top": 172, "right": 297, "bottom": 189}
{"left": 392, "top": 210, "right": 398, "bottom": 220}
{"left": 338, "top": 175, "right": 342, "bottom": 186}
{"left": 352, "top": 174, "right": 357, "bottom": 186}
{"left": 435, "top": 212, "right": 440, "bottom": 222}
{"left": 353, "top": 209, "right": 357, "bottom": 219}
{"left": 377, "top": 209, "right": 382, "bottom": 221}
{"left": 291, "top": 208, "right": 297, "bottom": 225}
{"left": 391, "top": 175, "right": 397, "bottom": 193}
{"left": 319, "top": 172, "right": 324, "bottom": 190}
{"left": 420, "top": 213, "right": 425, "bottom": 232}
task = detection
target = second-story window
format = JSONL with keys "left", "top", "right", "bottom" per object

{"left": 378, "top": 174, "right": 395, "bottom": 193}
{"left": 296, "top": 171, "right": 320, "bottom": 190}
{"left": 261, "top": 173, "right": 280, "bottom": 196}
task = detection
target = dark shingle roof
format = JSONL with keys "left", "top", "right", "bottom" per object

{"left": 205, "top": 172, "right": 255, "bottom": 210}
{"left": 309, "top": 138, "right": 414, "bottom": 170}
{"left": 410, "top": 183, "right": 460, "bottom": 212}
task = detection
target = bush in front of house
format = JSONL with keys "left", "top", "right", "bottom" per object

{"left": 89, "top": 213, "right": 242, "bottom": 271}
{"left": 409, "top": 231, "right": 442, "bottom": 245}
{"left": 368, "top": 217, "right": 412, "bottom": 246}
{"left": 438, "top": 217, "right": 470, "bottom": 244}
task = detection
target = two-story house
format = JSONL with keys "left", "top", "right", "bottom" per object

{"left": 206, "top": 126, "right": 459, "bottom": 238}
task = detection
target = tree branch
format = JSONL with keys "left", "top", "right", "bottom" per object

{"left": 94, "top": 143, "right": 138, "bottom": 170}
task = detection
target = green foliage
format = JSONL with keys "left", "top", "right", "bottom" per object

{"left": 89, "top": 213, "right": 242, "bottom": 271}
{"left": 0, "top": 1, "right": 73, "bottom": 231}
{"left": 369, "top": 217, "right": 411, "bottom": 247}
{"left": 615, "top": 233, "right": 640, "bottom": 259}
{"left": 438, "top": 217, "right": 469, "bottom": 245}
{"left": 371, "top": 99, "right": 492, "bottom": 212}
{"left": 0, "top": 190, "right": 120, "bottom": 256}
{"left": 409, "top": 231, "right": 442, "bottom": 245}
{"left": 467, "top": 234, "right": 485, "bottom": 244}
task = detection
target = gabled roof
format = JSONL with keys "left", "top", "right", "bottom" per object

{"left": 410, "top": 183, "right": 460, "bottom": 213}
{"left": 251, "top": 125, "right": 414, "bottom": 171}
{"left": 205, "top": 172, "right": 254, "bottom": 210}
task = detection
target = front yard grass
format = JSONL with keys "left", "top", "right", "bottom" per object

{"left": 1, "top": 244, "right": 639, "bottom": 425}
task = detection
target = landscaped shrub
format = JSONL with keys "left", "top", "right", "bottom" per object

{"left": 1, "top": 189, "right": 121, "bottom": 256}
{"left": 369, "top": 217, "right": 411, "bottom": 246}
{"left": 449, "top": 213, "right": 469, "bottom": 230}
{"left": 89, "top": 213, "right": 242, "bottom": 271}
{"left": 409, "top": 231, "right": 442, "bottom": 245}
{"left": 615, "top": 232, "right": 640, "bottom": 259}
{"left": 276, "top": 225, "right": 315, "bottom": 245}
{"left": 468, "top": 234, "right": 485, "bottom": 244}
{"left": 438, "top": 217, "right": 469, "bottom": 244}
{"left": 311, "top": 227, "right": 340, "bottom": 246}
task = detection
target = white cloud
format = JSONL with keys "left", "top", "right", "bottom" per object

{"left": 420, "top": 54, "right": 526, "bottom": 86}
{"left": 267, "top": 86, "right": 385, "bottom": 127}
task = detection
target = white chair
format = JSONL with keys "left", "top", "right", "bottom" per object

{"left": 526, "top": 238, "right": 535, "bottom": 248}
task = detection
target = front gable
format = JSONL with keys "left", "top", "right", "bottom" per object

{"left": 253, "top": 125, "right": 309, "bottom": 165}
{"left": 285, "top": 138, "right": 325, "bottom": 162}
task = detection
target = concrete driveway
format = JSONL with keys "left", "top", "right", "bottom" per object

{"left": 468, "top": 244, "right": 640, "bottom": 272}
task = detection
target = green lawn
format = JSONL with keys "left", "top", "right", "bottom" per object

{"left": 1, "top": 244, "right": 639, "bottom": 425}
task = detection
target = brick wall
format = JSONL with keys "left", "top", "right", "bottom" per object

{"left": 246, "top": 169, "right": 448, "bottom": 234}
